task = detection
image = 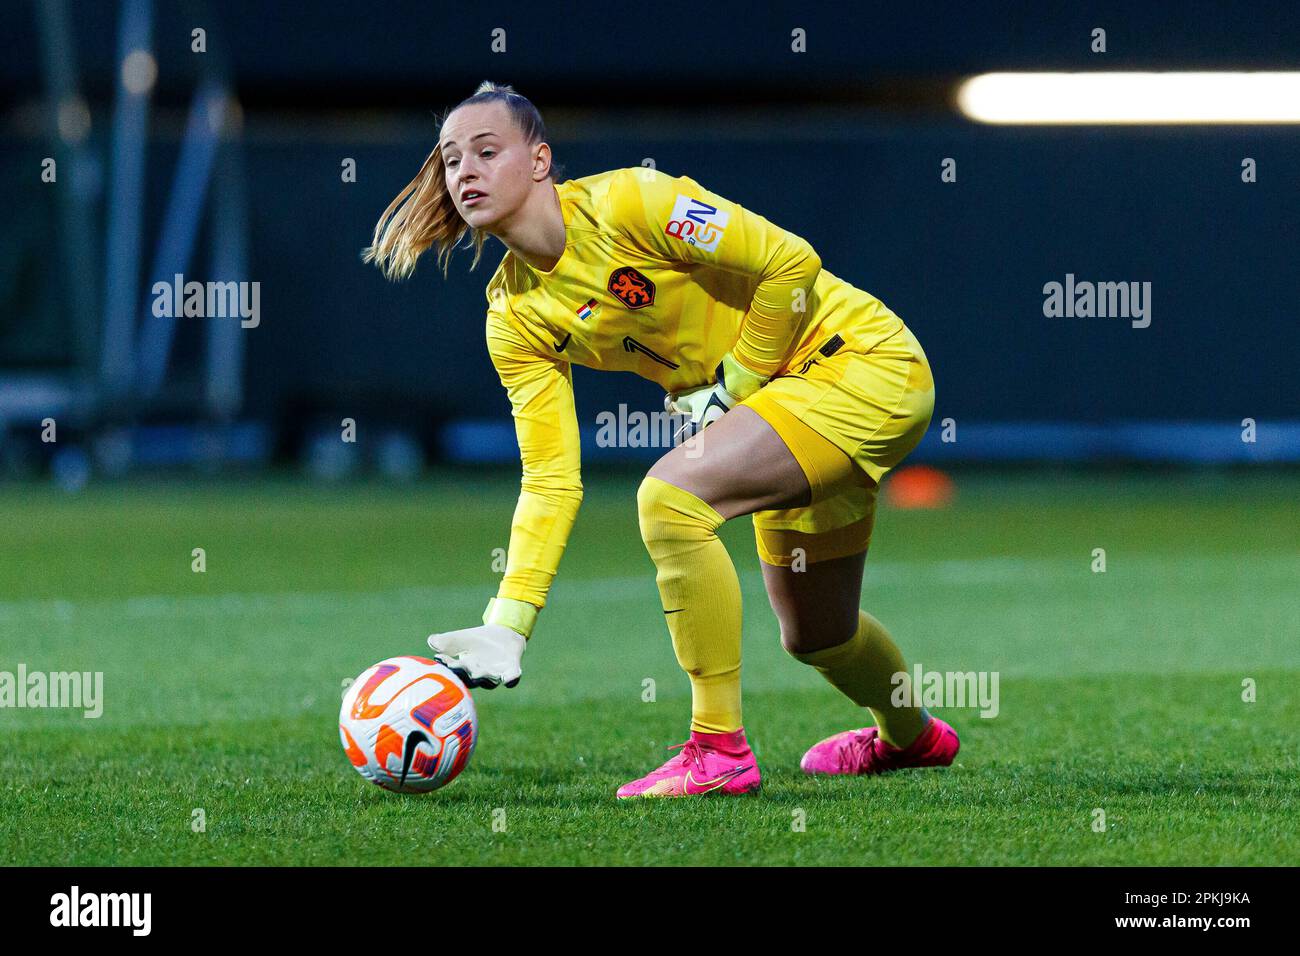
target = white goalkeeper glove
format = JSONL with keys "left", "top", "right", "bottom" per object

{"left": 427, "top": 597, "right": 536, "bottom": 689}
{"left": 665, "top": 352, "right": 769, "bottom": 442}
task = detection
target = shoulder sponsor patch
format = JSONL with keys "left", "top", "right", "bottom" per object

{"left": 665, "top": 194, "right": 730, "bottom": 253}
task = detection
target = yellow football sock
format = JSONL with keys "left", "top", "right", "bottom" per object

{"left": 790, "top": 609, "right": 929, "bottom": 748}
{"left": 637, "top": 476, "right": 742, "bottom": 734}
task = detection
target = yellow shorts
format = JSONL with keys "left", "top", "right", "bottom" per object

{"left": 742, "top": 323, "right": 935, "bottom": 566}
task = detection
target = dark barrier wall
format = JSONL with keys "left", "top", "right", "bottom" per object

{"left": 5, "top": 117, "right": 1297, "bottom": 442}
{"left": 4, "top": 1, "right": 1298, "bottom": 462}
{"left": 234, "top": 119, "right": 1298, "bottom": 430}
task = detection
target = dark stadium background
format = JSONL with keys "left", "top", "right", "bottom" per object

{"left": 3, "top": 0, "right": 1296, "bottom": 474}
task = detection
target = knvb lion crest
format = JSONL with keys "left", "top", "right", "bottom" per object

{"left": 607, "top": 266, "right": 655, "bottom": 310}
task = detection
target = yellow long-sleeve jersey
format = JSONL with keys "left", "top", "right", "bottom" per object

{"left": 484, "top": 166, "right": 905, "bottom": 611}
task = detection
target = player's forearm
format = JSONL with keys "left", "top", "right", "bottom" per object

{"left": 495, "top": 481, "right": 583, "bottom": 612}
{"left": 732, "top": 238, "right": 822, "bottom": 377}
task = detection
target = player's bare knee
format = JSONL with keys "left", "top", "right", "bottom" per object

{"left": 644, "top": 454, "right": 681, "bottom": 488}
{"left": 775, "top": 611, "right": 815, "bottom": 655}
{"left": 779, "top": 622, "right": 809, "bottom": 656}
{"left": 780, "top": 614, "right": 857, "bottom": 657}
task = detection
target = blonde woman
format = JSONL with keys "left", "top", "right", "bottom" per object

{"left": 365, "top": 82, "right": 959, "bottom": 798}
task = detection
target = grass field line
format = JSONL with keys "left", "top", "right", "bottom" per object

{"left": 1, "top": 551, "right": 1292, "bottom": 624}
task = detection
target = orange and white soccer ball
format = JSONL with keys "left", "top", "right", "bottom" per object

{"left": 339, "top": 656, "right": 478, "bottom": 793}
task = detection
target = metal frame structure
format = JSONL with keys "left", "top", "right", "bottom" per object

{"left": 1, "top": 0, "right": 253, "bottom": 469}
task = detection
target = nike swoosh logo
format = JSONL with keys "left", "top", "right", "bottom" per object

{"left": 664, "top": 608, "right": 685, "bottom": 614}
{"left": 682, "top": 765, "right": 752, "bottom": 795}
{"left": 399, "top": 730, "right": 431, "bottom": 788}
{"left": 554, "top": 332, "right": 571, "bottom": 352}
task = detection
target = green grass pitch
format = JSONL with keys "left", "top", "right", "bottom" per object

{"left": 2, "top": 469, "right": 1297, "bottom": 866}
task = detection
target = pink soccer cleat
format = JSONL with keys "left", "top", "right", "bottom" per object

{"left": 801, "top": 716, "right": 960, "bottom": 776}
{"left": 617, "top": 729, "right": 762, "bottom": 799}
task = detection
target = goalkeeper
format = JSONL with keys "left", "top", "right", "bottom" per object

{"left": 365, "top": 82, "right": 959, "bottom": 798}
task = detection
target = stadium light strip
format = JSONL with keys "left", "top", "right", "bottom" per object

{"left": 956, "top": 72, "right": 1300, "bottom": 124}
